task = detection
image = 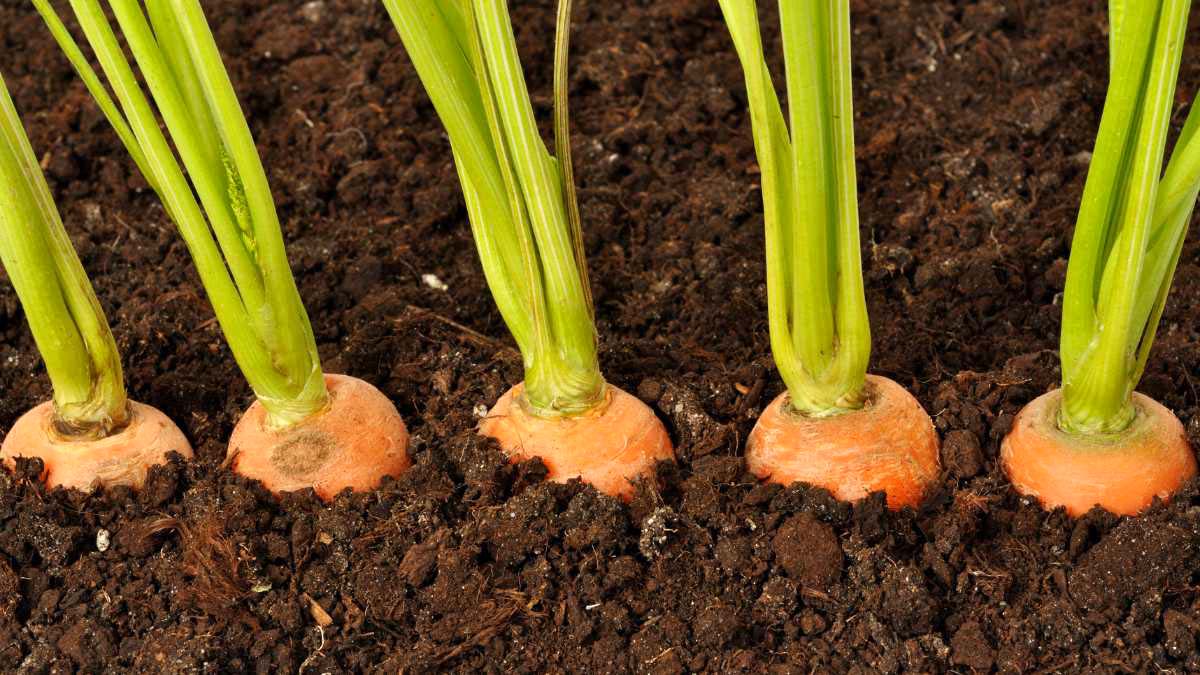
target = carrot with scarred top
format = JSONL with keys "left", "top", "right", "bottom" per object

{"left": 35, "top": 0, "right": 410, "bottom": 500}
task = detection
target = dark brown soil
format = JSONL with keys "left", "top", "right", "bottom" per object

{"left": 2, "top": 0, "right": 1200, "bottom": 672}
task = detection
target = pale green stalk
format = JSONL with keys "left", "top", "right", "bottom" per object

{"left": 384, "top": 0, "right": 604, "bottom": 417}
{"left": 36, "top": 0, "right": 326, "bottom": 429}
{"left": 0, "top": 73, "right": 127, "bottom": 437}
{"left": 719, "top": 0, "right": 870, "bottom": 416}
{"left": 1060, "top": 0, "right": 1198, "bottom": 434}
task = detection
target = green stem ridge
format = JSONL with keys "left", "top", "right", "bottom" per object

{"left": 719, "top": 0, "right": 870, "bottom": 416}
{"left": 0, "top": 73, "right": 127, "bottom": 437}
{"left": 36, "top": 0, "right": 326, "bottom": 429}
{"left": 384, "top": 0, "right": 604, "bottom": 417}
{"left": 1060, "top": 0, "right": 1200, "bottom": 435}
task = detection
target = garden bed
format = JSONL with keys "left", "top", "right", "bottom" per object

{"left": 1, "top": 0, "right": 1199, "bottom": 671}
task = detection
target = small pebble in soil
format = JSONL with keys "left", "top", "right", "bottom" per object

{"left": 421, "top": 274, "right": 448, "bottom": 291}
{"left": 299, "top": 0, "right": 325, "bottom": 23}
{"left": 95, "top": 529, "right": 110, "bottom": 553}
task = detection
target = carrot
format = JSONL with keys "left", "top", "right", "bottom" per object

{"left": 37, "top": 0, "right": 413, "bottom": 499}
{"left": 720, "top": 1, "right": 937, "bottom": 508}
{"left": 0, "top": 72, "right": 190, "bottom": 490}
{"left": 747, "top": 375, "right": 940, "bottom": 510}
{"left": 1002, "top": 390, "right": 1194, "bottom": 516}
{"left": 1001, "top": 2, "right": 1200, "bottom": 515}
{"left": 229, "top": 374, "right": 410, "bottom": 501}
{"left": 2, "top": 401, "right": 192, "bottom": 491}
{"left": 480, "top": 383, "right": 673, "bottom": 501}
{"left": 386, "top": 0, "right": 674, "bottom": 499}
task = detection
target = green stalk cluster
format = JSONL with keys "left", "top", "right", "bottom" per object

{"left": 8, "top": 0, "right": 1199, "bottom": 454}
{"left": 35, "top": 0, "right": 326, "bottom": 429}
{"left": 1060, "top": 0, "right": 1200, "bottom": 435}
{"left": 383, "top": 0, "right": 604, "bottom": 418}
{"left": 719, "top": 0, "right": 871, "bottom": 416}
{"left": 0, "top": 72, "right": 127, "bottom": 438}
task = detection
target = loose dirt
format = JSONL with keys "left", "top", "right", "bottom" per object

{"left": 1, "top": 0, "right": 1199, "bottom": 672}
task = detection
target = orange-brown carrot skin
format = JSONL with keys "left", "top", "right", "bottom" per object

{"left": 479, "top": 383, "right": 674, "bottom": 501}
{"left": 229, "top": 374, "right": 410, "bottom": 502}
{"left": 1, "top": 400, "right": 192, "bottom": 490}
{"left": 746, "top": 374, "right": 940, "bottom": 510}
{"left": 1001, "top": 389, "right": 1196, "bottom": 516}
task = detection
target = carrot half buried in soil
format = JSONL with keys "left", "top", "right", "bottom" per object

{"left": 720, "top": 0, "right": 939, "bottom": 508}
{"left": 0, "top": 72, "right": 191, "bottom": 490}
{"left": 1001, "top": 1, "right": 1200, "bottom": 515}
{"left": 3, "top": 402, "right": 191, "bottom": 490}
{"left": 229, "top": 374, "right": 410, "bottom": 501}
{"left": 1002, "top": 390, "right": 1194, "bottom": 517}
{"left": 747, "top": 376, "right": 939, "bottom": 510}
{"left": 480, "top": 384, "right": 673, "bottom": 500}
{"left": 35, "top": 0, "right": 409, "bottom": 499}
{"left": 386, "top": 0, "right": 674, "bottom": 499}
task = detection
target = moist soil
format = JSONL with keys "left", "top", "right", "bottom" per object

{"left": 1, "top": 0, "right": 1200, "bottom": 672}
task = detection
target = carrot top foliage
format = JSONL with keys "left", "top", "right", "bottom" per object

{"left": 36, "top": 0, "right": 327, "bottom": 429}
{"left": 719, "top": 0, "right": 871, "bottom": 416}
{"left": 1059, "top": 0, "right": 1200, "bottom": 434}
{"left": 0, "top": 72, "right": 126, "bottom": 436}
{"left": 385, "top": 0, "right": 605, "bottom": 418}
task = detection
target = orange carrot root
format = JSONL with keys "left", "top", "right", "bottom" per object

{"left": 228, "top": 374, "right": 411, "bottom": 501}
{"left": 1001, "top": 389, "right": 1196, "bottom": 516}
{"left": 746, "top": 374, "right": 940, "bottom": 510}
{"left": 0, "top": 400, "right": 192, "bottom": 490}
{"left": 478, "top": 383, "right": 674, "bottom": 500}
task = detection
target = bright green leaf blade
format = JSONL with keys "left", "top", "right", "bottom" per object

{"left": 385, "top": 0, "right": 604, "bottom": 415}
{"left": 469, "top": 0, "right": 603, "bottom": 413}
{"left": 32, "top": 0, "right": 156, "bottom": 189}
{"left": 1062, "top": 0, "right": 1191, "bottom": 434}
{"left": 1059, "top": 3, "right": 1158, "bottom": 386}
{"left": 382, "top": 0, "right": 542, "bottom": 355}
{"left": 718, "top": 0, "right": 807, "bottom": 396}
{"left": 779, "top": 0, "right": 835, "bottom": 375}
{"left": 720, "top": 0, "right": 870, "bottom": 414}
{"left": 825, "top": 0, "right": 870, "bottom": 400}
{"left": 166, "top": 0, "right": 325, "bottom": 413}
{"left": 47, "top": 0, "right": 302, "bottom": 414}
{"left": 0, "top": 79, "right": 94, "bottom": 413}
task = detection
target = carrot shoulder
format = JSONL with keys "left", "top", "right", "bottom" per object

{"left": 229, "top": 374, "right": 410, "bottom": 502}
{"left": 480, "top": 383, "right": 673, "bottom": 501}
{"left": 1001, "top": 389, "right": 1195, "bottom": 516}
{"left": 746, "top": 375, "right": 940, "bottom": 510}
{"left": 1, "top": 401, "right": 192, "bottom": 490}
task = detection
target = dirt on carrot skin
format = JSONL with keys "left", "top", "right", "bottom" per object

{"left": 1, "top": 0, "right": 1200, "bottom": 672}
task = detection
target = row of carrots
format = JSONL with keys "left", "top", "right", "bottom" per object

{"left": 0, "top": 0, "right": 1195, "bottom": 520}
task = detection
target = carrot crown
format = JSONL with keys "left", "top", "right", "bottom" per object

{"left": 35, "top": 0, "right": 327, "bottom": 430}
{"left": 719, "top": 0, "right": 871, "bottom": 416}
{"left": 384, "top": 0, "right": 605, "bottom": 419}
{"left": 0, "top": 72, "right": 127, "bottom": 438}
{"left": 1060, "top": 0, "right": 1200, "bottom": 435}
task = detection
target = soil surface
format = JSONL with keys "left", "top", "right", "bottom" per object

{"left": 2, "top": 0, "right": 1200, "bottom": 672}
